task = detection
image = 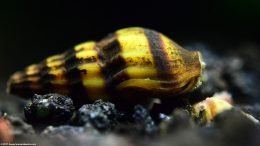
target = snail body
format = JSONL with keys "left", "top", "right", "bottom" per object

{"left": 7, "top": 27, "right": 204, "bottom": 104}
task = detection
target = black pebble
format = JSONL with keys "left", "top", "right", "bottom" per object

{"left": 132, "top": 105, "right": 158, "bottom": 135}
{"left": 24, "top": 93, "right": 75, "bottom": 126}
{"left": 74, "top": 100, "right": 118, "bottom": 131}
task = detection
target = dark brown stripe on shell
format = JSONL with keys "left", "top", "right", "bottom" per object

{"left": 144, "top": 29, "right": 172, "bottom": 80}
{"left": 9, "top": 61, "right": 52, "bottom": 97}
{"left": 97, "top": 33, "right": 128, "bottom": 91}
{"left": 39, "top": 60, "right": 54, "bottom": 93}
{"left": 64, "top": 48, "right": 91, "bottom": 105}
{"left": 64, "top": 51, "right": 97, "bottom": 71}
{"left": 9, "top": 81, "right": 34, "bottom": 98}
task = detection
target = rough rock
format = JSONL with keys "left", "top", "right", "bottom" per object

{"left": 24, "top": 93, "right": 75, "bottom": 126}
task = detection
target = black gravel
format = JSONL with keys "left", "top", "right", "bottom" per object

{"left": 24, "top": 93, "right": 75, "bottom": 127}
{"left": 74, "top": 100, "right": 118, "bottom": 131}
{"left": 132, "top": 105, "right": 158, "bottom": 135}
{"left": 0, "top": 93, "right": 260, "bottom": 146}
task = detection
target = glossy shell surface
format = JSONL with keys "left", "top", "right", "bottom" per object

{"left": 7, "top": 27, "right": 204, "bottom": 103}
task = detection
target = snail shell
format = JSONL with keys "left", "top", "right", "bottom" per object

{"left": 7, "top": 27, "right": 204, "bottom": 104}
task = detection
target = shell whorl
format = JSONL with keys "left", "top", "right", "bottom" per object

{"left": 7, "top": 27, "right": 204, "bottom": 103}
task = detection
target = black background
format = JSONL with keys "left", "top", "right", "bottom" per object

{"left": 0, "top": 0, "right": 259, "bottom": 82}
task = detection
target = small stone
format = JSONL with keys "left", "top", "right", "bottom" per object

{"left": 132, "top": 105, "right": 158, "bottom": 135}
{"left": 24, "top": 93, "right": 75, "bottom": 126}
{"left": 0, "top": 117, "right": 13, "bottom": 143}
{"left": 75, "top": 100, "right": 118, "bottom": 131}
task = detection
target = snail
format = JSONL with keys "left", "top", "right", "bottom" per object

{"left": 7, "top": 27, "right": 205, "bottom": 105}
{"left": 190, "top": 92, "right": 259, "bottom": 124}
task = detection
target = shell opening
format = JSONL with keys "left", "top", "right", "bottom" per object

{"left": 194, "top": 52, "right": 205, "bottom": 89}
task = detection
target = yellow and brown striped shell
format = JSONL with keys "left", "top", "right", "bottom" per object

{"left": 7, "top": 27, "right": 204, "bottom": 104}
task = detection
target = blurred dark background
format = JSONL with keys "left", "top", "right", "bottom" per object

{"left": 0, "top": 0, "right": 260, "bottom": 84}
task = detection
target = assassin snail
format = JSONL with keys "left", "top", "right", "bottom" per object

{"left": 7, "top": 27, "right": 205, "bottom": 104}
